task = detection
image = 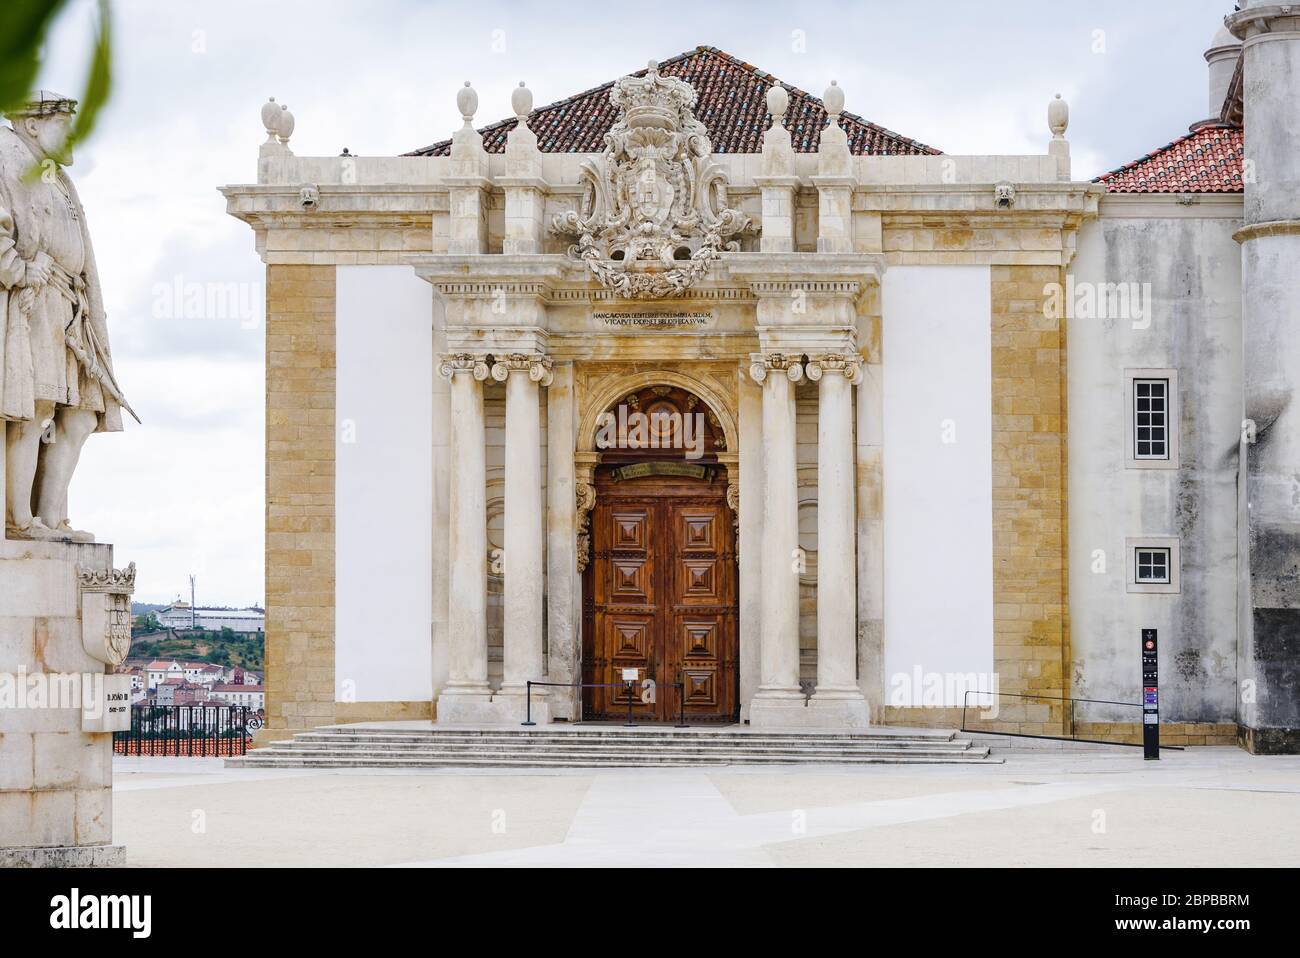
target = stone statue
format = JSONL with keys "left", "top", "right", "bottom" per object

{"left": 0, "top": 91, "right": 135, "bottom": 542}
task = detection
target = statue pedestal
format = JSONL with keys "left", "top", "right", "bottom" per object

{"left": 0, "top": 537, "right": 131, "bottom": 867}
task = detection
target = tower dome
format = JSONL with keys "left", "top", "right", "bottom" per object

{"left": 1205, "top": 21, "right": 1242, "bottom": 120}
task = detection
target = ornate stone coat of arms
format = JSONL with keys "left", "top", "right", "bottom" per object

{"left": 550, "top": 61, "right": 751, "bottom": 298}
{"left": 78, "top": 562, "right": 136, "bottom": 667}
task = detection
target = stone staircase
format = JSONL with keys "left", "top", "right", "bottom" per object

{"left": 225, "top": 724, "right": 1000, "bottom": 768}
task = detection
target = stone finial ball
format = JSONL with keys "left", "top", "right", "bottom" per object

{"left": 766, "top": 84, "right": 789, "bottom": 119}
{"left": 277, "top": 106, "right": 295, "bottom": 139}
{"left": 1048, "top": 92, "right": 1069, "bottom": 136}
{"left": 823, "top": 80, "right": 844, "bottom": 116}
{"left": 260, "top": 97, "right": 281, "bottom": 132}
{"left": 512, "top": 81, "right": 533, "bottom": 119}
{"left": 457, "top": 81, "right": 478, "bottom": 121}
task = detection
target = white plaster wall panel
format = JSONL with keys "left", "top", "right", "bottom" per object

{"left": 335, "top": 266, "right": 434, "bottom": 702}
{"left": 882, "top": 266, "right": 994, "bottom": 705}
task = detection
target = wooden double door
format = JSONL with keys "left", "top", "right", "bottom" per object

{"left": 582, "top": 467, "right": 738, "bottom": 722}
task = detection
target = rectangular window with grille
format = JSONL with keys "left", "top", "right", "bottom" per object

{"left": 1134, "top": 378, "right": 1169, "bottom": 460}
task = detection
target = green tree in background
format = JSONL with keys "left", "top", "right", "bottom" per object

{"left": 1, "top": 0, "right": 111, "bottom": 157}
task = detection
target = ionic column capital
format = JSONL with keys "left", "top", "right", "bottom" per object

{"left": 439, "top": 353, "right": 491, "bottom": 381}
{"left": 804, "top": 353, "right": 863, "bottom": 385}
{"left": 490, "top": 352, "right": 554, "bottom": 386}
{"left": 748, "top": 352, "right": 805, "bottom": 384}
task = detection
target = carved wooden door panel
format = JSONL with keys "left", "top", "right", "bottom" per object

{"left": 589, "top": 496, "right": 662, "bottom": 721}
{"left": 584, "top": 470, "right": 737, "bottom": 722}
{"left": 665, "top": 500, "right": 736, "bottom": 722}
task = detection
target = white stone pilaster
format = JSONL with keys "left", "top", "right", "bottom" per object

{"left": 856, "top": 359, "right": 885, "bottom": 718}
{"left": 546, "top": 363, "right": 578, "bottom": 720}
{"left": 747, "top": 353, "right": 806, "bottom": 725}
{"left": 806, "top": 355, "right": 869, "bottom": 727}
{"left": 494, "top": 354, "right": 553, "bottom": 722}
{"left": 436, "top": 354, "right": 492, "bottom": 721}
{"left": 737, "top": 369, "right": 765, "bottom": 722}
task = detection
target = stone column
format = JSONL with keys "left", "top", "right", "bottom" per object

{"left": 435, "top": 354, "right": 492, "bottom": 722}
{"left": 747, "top": 353, "right": 807, "bottom": 725}
{"left": 806, "top": 355, "right": 869, "bottom": 727}
{"left": 493, "top": 353, "right": 552, "bottom": 723}
{"left": 1229, "top": 3, "right": 1300, "bottom": 752}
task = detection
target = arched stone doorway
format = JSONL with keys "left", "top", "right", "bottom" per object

{"left": 579, "top": 384, "right": 739, "bottom": 722}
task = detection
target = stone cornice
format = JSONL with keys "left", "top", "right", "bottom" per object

{"left": 724, "top": 252, "right": 885, "bottom": 290}
{"left": 1233, "top": 219, "right": 1300, "bottom": 244}
{"left": 1228, "top": 5, "right": 1300, "bottom": 42}
{"left": 1101, "top": 193, "right": 1244, "bottom": 220}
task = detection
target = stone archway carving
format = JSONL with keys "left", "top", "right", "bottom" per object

{"left": 574, "top": 368, "right": 740, "bottom": 572}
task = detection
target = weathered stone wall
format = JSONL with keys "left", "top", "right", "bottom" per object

{"left": 263, "top": 265, "right": 337, "bottom": 741}
{"left": 1068, "top": 201, "right": 1242, "bottom": 729}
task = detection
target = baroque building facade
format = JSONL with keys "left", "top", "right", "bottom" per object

{"left": 224, "top": 6, "right": 1300, "bottom": 751}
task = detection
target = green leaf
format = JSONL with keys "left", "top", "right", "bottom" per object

{"left": 63, "top": 0, "right": 112, "bottom": 154}
{"left": 0, "top": 0, "right": 69, "bottom": 113}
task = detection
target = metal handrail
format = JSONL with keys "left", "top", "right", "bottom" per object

{"left": 960, "top": 689, "right": 1183, "bottom": 750}
{"left": 524, "top": 677, "right": 688, "bottom": 728}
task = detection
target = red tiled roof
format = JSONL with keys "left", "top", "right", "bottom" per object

{"left": 407, "top": 46, "right": 939, "bottom": 158}
{"left": 1095, "top": 124, "right": 1243, "bottom": 193}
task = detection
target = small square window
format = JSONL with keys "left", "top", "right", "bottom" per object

{"left": 1135, "top": 547, "right": 1170, "bottom": 584}
{"left": 1126, "top": 537, "right": 1180, "bottom": 594}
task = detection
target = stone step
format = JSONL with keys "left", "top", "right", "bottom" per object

{"left": 227, "top": 747, "right": 998, "bottom": 769}
{"left": 227, "top": 724, "right": 1000, "bottom": 769}
{"left": 266, "top": 738, "right": 978, "bottom": 756}
{"left": 309, "top": 724, "right": 957, "bottom": 737}
{"left": 286, "top": 731, "right": 966, "bottom": 749}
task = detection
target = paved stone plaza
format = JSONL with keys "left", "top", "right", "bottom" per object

{"left": 112, "top": 749, "right": 1300, "bottom": 867}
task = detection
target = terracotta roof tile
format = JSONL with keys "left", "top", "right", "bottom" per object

{"left": 407, "top": 46, "right": 939, "bottom": 157}
{"left": 1095, "top": 123, "right": 1243, "bottom": 193}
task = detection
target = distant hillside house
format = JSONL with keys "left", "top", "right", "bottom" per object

{"left": 209, "top": 684, "right": 265, "bottom": 709}
{"left": 157, "top": 601, "right": 265, "bottom": 633}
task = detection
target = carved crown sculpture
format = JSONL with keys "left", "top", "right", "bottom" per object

{"left": 550, "top": 60, "right": 753, "bottom": 299}
{"left": 78, "top": 562, "right": 137, "bottom": 594}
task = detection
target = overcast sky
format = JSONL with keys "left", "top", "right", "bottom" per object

{"left": 31, "top": 0, "right": 1233, "bottom": 604}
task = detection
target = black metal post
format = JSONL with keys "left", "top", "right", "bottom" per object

{"left": 624, "top": 679, "right": 636, "bottom": 727}
{"left": 675, "top": 671, "right": 687, "bottom": 728}
{"left": 1142, "top": 628, "right": 1160, "bottom": 760}
{"left": 522, "top": 681, "right": 537, "bottom": 726}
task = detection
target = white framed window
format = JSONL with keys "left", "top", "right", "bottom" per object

{"left": 1126, "top": 536, "right": 1180, "bottom": 594}
{"left": 1125, "top": 369, "right": 1179, "bottom": 469}
{"left": 1135, "top": 547, "right": 1170, "bottom": 584}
